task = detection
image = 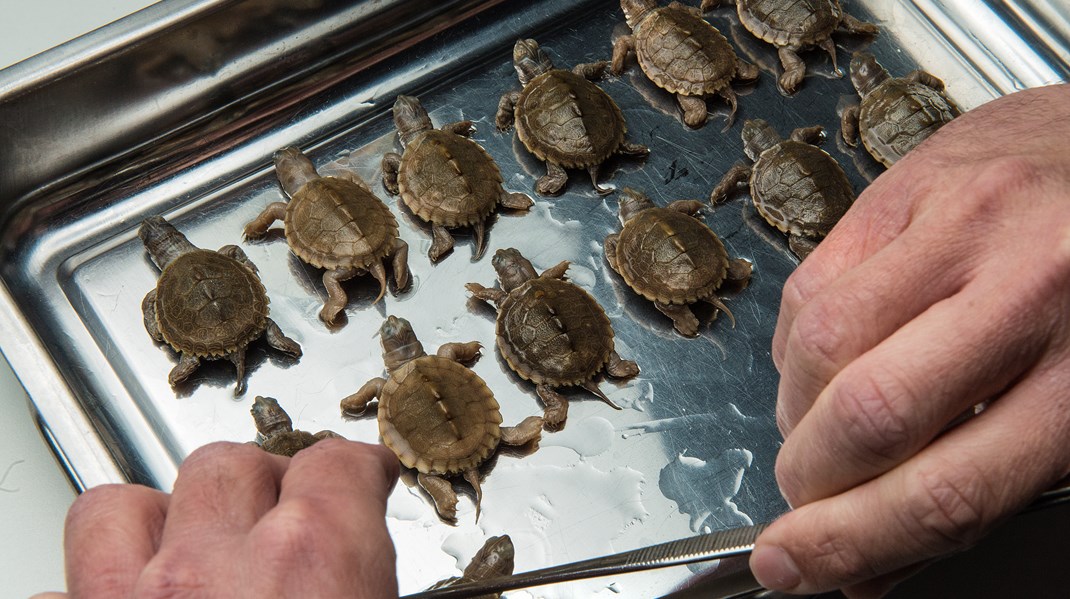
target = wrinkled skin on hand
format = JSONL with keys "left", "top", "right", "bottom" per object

{"left": 750, "top": 83, "right": 1070, "bottom": 598}
{"left": 33, "top": 440, "right": 399, "bottom": 599}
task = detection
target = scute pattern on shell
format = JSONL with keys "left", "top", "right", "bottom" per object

{"left": 497, "top": 278, "right": 614, "bottom": 386}
{"left": 515, "top": 70, "right": 627, "bottom": 169}
{"left": 614, "top": 208, "right": 729, "bottom": 304}
{"left": 379, "top": 355, "right": 504, "bottom": 475}
{"left": 634, "top": 6, "right": 737, "bottom": 96}
{"left": 156, "top": 249, "right": 268, "bottom": 356}
{"left": 737, "top": 0, "right": 842, "bottom": 45}
{"left": 398, "top": 129, "right": 503, "bottom": 228}
{"left": 285, "top": 177, "right": 399, "bottom": 270}
{"left": 860, "top": 79, "right": 957, "bottom": 167}
{"left": 752, "top": 140, "right": 854, "bottom": 237}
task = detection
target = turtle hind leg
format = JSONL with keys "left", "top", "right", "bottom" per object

{"left": 710, "top": 164, "right": 752, "bottom": 205}
{"left": 243, "top": 202, "right": 287, "bottom": 239}
{"left": 168, "top": 353, "right": 201, "bottom": 389}
{"left": 381, "top": 152, "right": 402, "bottom": 195}
{"left": 320, "top": 267, "right": 359, "bottom": 325}
{"left": 819, "top": 37, "right": 841, "bottom": 77}
{"left": 777, "top": 46, "right": 806, "bottom": 94}
{"left": 418, "top": 473, "right": 459, "bottom": 523}
{"left": 656, "top": 301, "right": 701, "bottom": 337}
{"left": 840, "top": 104, "right": 861, "bottom": 147}
{"left": 500, "top": 191, "right": 534, "bottom": 211}
{"left": 463, "top": 469, "right": 484, "bottom": 521}
{"left": 839, "top": 13, "right": 879, "bottom": 37}
{"left": 264, "top": 319, "right": 302, "bottom": 358}
{"left": 227, "top": 351, "right": 248, "bottom": 396}
{"left": 430, "top": 224, "right": 456, "bottom": 262}
{"left": 676, "top": 94, "right": 709, "bottom": 128}
{"left": 436, "top": 341, "right": 482, "bottom": 364}
{"left": 611, "top": 35, "right": 634, "bottom": 75}
{"left": 340, "top": 377, "right": 385, "bottom": 418}
{"left": 588, "top": 165, "right": 612, "bottom": 195}
{"left": 500, "top": 416, "right": 544, "bottom": 446}
{"left": 580, "top": 380, "right": 623, "bottom": 411}
{"left": 535, "top": 163, "right": 568, "bottom": 196}
{"left": 606, "top": 350, "right": 639, "bottom": 379}
{"left": 788, "top": 234, "right": 820, "bottom": 260}
{"left": 535, "top": 384, "right": 570, "bottom": 429}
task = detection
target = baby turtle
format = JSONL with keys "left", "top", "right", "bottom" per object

{"left": 701, "top": 0, "right": 879, "bottom": 94}
{"left": 467, "top": 248, "right": 639, "bottom": 429}
{"left": 341, "top": 316, "right": 543, "bottom": 522}
{"left": 613, "top": 0, "right": 759, "bottom": 128}
{"left": 243, "top": 146, "right": 409, "bottom": 326}
{"left": 251, "top": 395, "right": 342, "bottom": 457}
{"left": 605, "top": 189, "right": 752, "bottom": 337}
{"left": 496, "top": 39, "right": 649, "bottom": 196}
{"left": 841, "top": 51, "right": 958, "bottom": 167}
{"left": 711, "top": 119, "right": 854, "bottom": 259}
{"left": 426, "top": 535, "right": 514, "bottom": 598}
{"left": 140, "top": 216, "right": 301, "bottom": 395}
{"left": 382, "top": 96, "right": 534, "bottom": 262}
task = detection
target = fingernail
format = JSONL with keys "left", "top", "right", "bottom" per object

{"left": 751, "top": 544, "right": 801, "bottom": 591}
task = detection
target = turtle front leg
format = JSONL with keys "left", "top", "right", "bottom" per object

{"left": 777, "top": 46, "right": 806, "bottom": 94}
{"left": 539, "top": 260, "right": 570, "bottom": 280}
{"left": 465, "top": 283, "right": 507, "bottom": 308}
{"left": 617, "top": 140, "right": 650, "bottom": 157}
{"left": 381, "top": 152, "right": 402, "bottom": 195}
{"left": 789, "top": 234, "right": 820, "bottom": 260}
{"left": 840, "top": 104, "right": 861, "bottom": 147}
{"left": 536, "top": 384, "right": 570, "bottom": 429}
{"left": 430, "top": 224, "right": 456, "bottom": 263}
{"left": 168, "top": 353, "right": 202, "bottom": 388}
{"left": 611, "top": 35, "right": 635, "bottom": 75}
{"left": 905, "top": 69, "right": 945, "bottom": 91}
{"left": 676, "top": 94, "right": 709, "bottom": 129}
{"left": 142, "top": 289, "right": 163, "bottom": 343}
{"left": 218, "top": 245, "right": 258, "bottom": 274}
{"left": 839, "top": 13, "right": 880, "bottom": 37}
{"left": 496, "top": 91, "right": 520, "bottom": 131}
{"left": 227, "top": 351, "right": 248, "bottom": 396}
{"left": 573, "top": 60, "right": 609, "bottom": 81}
{"left": 709, "top": 163, "right": 752, "bottom": 204}
{"left": 604, "top": 234, "right": 620, "bottom": 273}
{"left": 536, "top": 162, "right": 569, "bottom": 196}
{"left": 668, "top": 1, "right": 703, "bottom": 17}
{"left": 666, "top": 199, "right": 705, "bottom": 217}
{"left": 320, "top": 267, "right": 359, "bottom": 325}
{"left": 391, "top": 238, "right": 410, "bottom": 292}
{"left": 819, "top": 37, "right": 841, "bottom": 77}
{"left": 606, "top": 350, "right": 640, "bottom": 379}
{"left": 735, "top": 57, "right": 760, "bottom": 83}
{"left": 656, "top": 301, "right": 701, "bottom": 337}
{"left": 340, "top": 377, "right": 385, "bottom": 417}
{"left": 790, "top": 125, "right": 826, "bottom": 145}
{"left": 264, "top": 319, "right": 302, "bottom": 358}
{"left": 441, "top": 120, "right": 476, "bottom": 137}
{"left": 588, "top": 164, "right": 612, "bottom": 196}
{"left": 726, "top": 258, "right": 753, "bottom": 284}
{"left": 500, "top": 416, "right": 544, "bottom": 446}
{"left": 418, "top": 473, "right": 459, "bottom": 523}
{"left": 500, "top": 190, "right": 534, "bottom": 211}
{"left": 243, "top": 202, "right": 287, "bottom": 239}
{"left": 436, "top": 341, "right": 482, "bottom": 364}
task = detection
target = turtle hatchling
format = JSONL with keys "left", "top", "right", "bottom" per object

{"left": 243, "top": 146, "right": 409, "bottom": 326}
{"left": 711, "top": 119, "right": 854, "bottom": 258}
{"left": 701, "top": 0, "right": 879, "bottom": 94}
{"left": 251, "top": 395, "right": 342, "bottom": 457}
{"left": 426, "top": 535, "right": 515, "bottom": 598}
{"left": 605, "top": 188, "right": 752, "bottom": 336}
{"left": 341, "top": 316, "right": 543, "bottom": 522}
{"left": 613, "top": 0, "right": 759, "bottom": 128}
{"left": 381, "top": 95, "right": 533, "bottom": 262}
{"left": 467, "top": 248, "right": 639, "bottom": 429}
{"left": 841, "top": 51, "right": 958, "bottom": 167}
{"left": 497, "top": 38, "right": 649, "bottom": 196}
{"left": 140, "top": 216, "right": 301, "bottom": 395}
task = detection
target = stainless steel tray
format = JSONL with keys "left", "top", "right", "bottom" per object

{"left": 1, "top": 0, "right": 1066, "bottom": 596}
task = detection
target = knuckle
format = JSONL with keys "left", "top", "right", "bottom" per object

{"left": 790, "top": 300, "right": 848, "bottom": 373}
{"left": 829, "top": 369, "right": 917, "bottom": 468}
{"left": 960, "top": 157, "right": 1041, "bottom": 217}
{"left": 806, "top": 528, "right": 880, "bottom": 586}
{"left": 135, "top": 553, "right": 210, "bottom": 598}
{"left": 904, "top": 464, "right": 990, "bottom": 551}
{"left": 258, "top": 498, "right": 329, "bottom": 562}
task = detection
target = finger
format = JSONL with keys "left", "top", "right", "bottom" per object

{"left": 63, "top": 484, "right": 169, "bottom": 598}
{"left": 775, "top": 272, "right": 1051, "bottom": 506}
{"left": 159, "top": 442, "right": 288, "bottom": 549}
{"left": 751, "top": 354, "right": 1070, "bottom": 594}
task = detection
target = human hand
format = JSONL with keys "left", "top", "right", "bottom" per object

{"left": 34, "top": 439, "right": 400, "bottom": 598}
{"left": 750, "top": 83, "right": 1070, "bottom": 597}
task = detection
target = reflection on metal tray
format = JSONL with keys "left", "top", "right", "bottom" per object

{"left": 0, "top": 0, "right": 1066, "bottom": 596}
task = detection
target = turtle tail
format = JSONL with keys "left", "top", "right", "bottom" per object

{"left": 581, "top": 380, "right": 623, "bottom": 410}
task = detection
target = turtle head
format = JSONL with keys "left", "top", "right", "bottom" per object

{"left": 392, "top": 95, "right": 433, "bottom": 147}
{"left": 492, "top": 248, "right": 539, "bottom": 292}
{"left": 251, "top": 396, "right": 293, "bottom": 437}
{"left": 462, "top": 535, "right": 515, "bottom": 581}
{"left": 380, "top": 315, "right": 426, "bottom": 371}
{"left": 618, "top": 188, "right": 656, "bottom": 223}
{"left": 139, "top": 216, "right": 198, "bottom": 270}
{"left": 620, "top": 0, "right": 656, "bottom": 28}
{"left": 513, "top": 39, "right": 554, "bottom": 84}
{"left": 741, "top": 119, "right": 782, "bottom": 161}
{"left": 849, "top": 52, "right": 890, "bottom": 97}
{"left": 274, "top": 146, "right": 320, "bottom": 198}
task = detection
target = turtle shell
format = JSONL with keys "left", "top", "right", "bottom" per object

{"left": 633, "top": 6, "right": 738, "bottom": 96}
{"left": 284, "top": 177, "right": 399, "bottom": 270}
{"left": 514, "top": 69, "right": 627, "bottom": 169}
{"left": 859, "top": 78, "right": 957, "bottom": 167}
{"left": 155, "top": 249, "right": 269, "bottom": 357}
{"left": 261, "top": 431, "right": 320, "bottom": 457}
{"left": 614, "top": 208, "right": 730, "bottom": 305}
{"left": 378, "top": 355, "right": 504, "bottom": 475}
{"left": 751, "top": 140, "right": 854, "bottom": 238}
{"left": 398, "top": 129, "right": 503, "bottom": 228}
{"left": 736, "top": 0, "right": 843, "bottom": 47}
{"left": 496, "top": 277, "right": 614, "bottom": 386}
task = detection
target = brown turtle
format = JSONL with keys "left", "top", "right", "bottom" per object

{"left": 140, "top": 216, "right": 301, "bottom": 395}
{"left": 496, "top": 39, "right": 649, "bottom": 196}
{"left": 841, "top": 51, "right": 959, "bottom": 167}
{"left": 381, "top": 95, "right": 533, "bottom": 262}
{"left": 340, "top": 316, "right": 543, "bottom": 522}
{"left": 711, "top": 119, "right": 854, "bottom": 258}
{"left": 466, "top": 248, "right": 639, "bottom": 429}
{"left": 701, "top": 0, "right": 879, "bottom": 94}
{"left": 243, "top": 146, "right": 409, "bottom": 326}
{"left": 426, "top": 535, "right": 515, "bottom": 598}
{"left": 613, "top": 0, "right": 759, "bottom": 128}
{"left": 251, "top": 395, "right": 342, "bottom": 457}
{"left": 605, "top": 188, "right": 752, "bottom": 337}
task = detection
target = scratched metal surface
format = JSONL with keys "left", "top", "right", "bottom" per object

{"left": 1, "top": 0, "right": 1065, "bottom": 596}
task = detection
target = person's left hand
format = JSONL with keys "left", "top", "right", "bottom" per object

{"left": 34, "top": 439, "right": 400, "bottom": 598}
